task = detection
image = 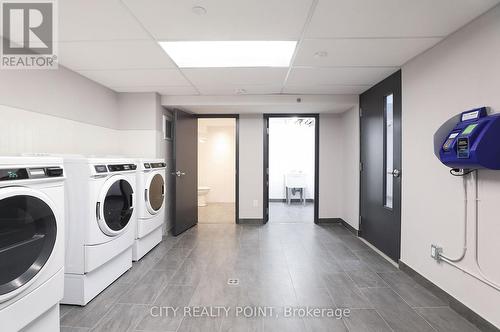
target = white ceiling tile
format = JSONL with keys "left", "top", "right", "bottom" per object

{"left": 58, "top": 41, "right": 176, "bottom": 70}
{"left": 111, "top": 86, "right": 198, "bottom": 96}
{"left": 306, "top": 0, "right": 499, "bottom": 38}
{"left": 59, "top": 0, "right": 150, "bottom": 41}
{"left": 283, "top": 85, "right": 370, "bottom": 95}
{"left": 182, "top": 68, "right": 288, "bottom": 86}
{"left": 122, "top": 0, "right": 312, "bottom": 40}
{"left": 77, "top": 69, "right": 189, "bottom": 87}
{"left": 287, "top": 67, "right": 399, "bottom": 86}
{"left": 197, "top": 85, "right": 283, "bottom": 95}
{"left": 294, "top": 38, "right": 442, "bottom": 67}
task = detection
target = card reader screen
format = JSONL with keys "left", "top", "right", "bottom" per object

{"left": 443, "top": 132, "right": 459, "bottom": 151}
{"left": 462, "top": 123, "right": 478, "bottom": 135}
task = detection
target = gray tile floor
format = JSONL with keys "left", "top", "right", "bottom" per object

{"left": 60, "top": 223, "right": 480, "bottom": 332}
{"left": 198, "top": 203, "right": 235, "bottom": 224}
{"left": 269, "top": 202, "right": 314, "bottom": 223}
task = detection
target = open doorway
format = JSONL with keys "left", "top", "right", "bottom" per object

{"left": 197, "top": 116, "right": 238, "bottom": 224}
{"left": 264, "top": 115, "right": 319, "bottom": 223}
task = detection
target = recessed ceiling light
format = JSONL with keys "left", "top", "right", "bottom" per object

{"left": 159, "top": 41, "right": 297, "bottom": 68}
{"left": 314, "top": 51, "right": 328, "bottom": 58}
{"left": 191, "top": 6, "right": 207, "bottom": 15}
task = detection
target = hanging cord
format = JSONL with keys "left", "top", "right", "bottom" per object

{"left": 439, "top": 172, "right": 468, "bottom": 262}
{"left": 439, "top": 170, "right": 500, "bottom": 291}
{"left": 473, "top": 170, "right": 500, "bottom": 289}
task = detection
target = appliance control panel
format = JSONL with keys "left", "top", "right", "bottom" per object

{"left": 150, "top": 162, "right": 166, "bottom": 168}
{"left": 0, "top": 167, "right": 63, "bottom": 181}
{"left": 107, "top": 164, "right": 137, "bottom": 172}
{"left": 94, "top": 165, "right": 108, "bottom": 173}
{"left": 143, "top": 162, "right": 166, "bottom": 169}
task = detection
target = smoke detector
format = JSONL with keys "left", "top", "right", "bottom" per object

{"left": 314, "top": 51, "right": 328, "bottom": 58}
{"left": 191, "top": 6, "right": 207, "bottom": 15}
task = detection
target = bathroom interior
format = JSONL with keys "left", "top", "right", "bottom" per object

{"left": 197, "top": 118, "right": 237, "bottom": 223}
{"left": 268, "top": 117, "right": 316, "bottom": 223}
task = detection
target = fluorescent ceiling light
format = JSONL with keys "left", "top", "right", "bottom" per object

{"left": 159, "top": 41, "right": 297, "bottom": 68}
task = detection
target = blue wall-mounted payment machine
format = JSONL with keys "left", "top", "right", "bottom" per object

{"left": 434, "top": 107, "right": 500, "bottom": 170}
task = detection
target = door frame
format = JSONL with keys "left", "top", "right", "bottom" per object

{"left": 196, "top": 114, "right": 240, "bottom": 224}
{"left": 359, "top": 70, "right": 402, "bottom": 262}
{"left": 263, "top": 113, "right": 320, "bottom": 224}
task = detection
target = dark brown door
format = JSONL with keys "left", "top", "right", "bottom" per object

{"left": 172, "top": 109, "right": 198, "bottom": 236}
{"left": 360, "top": 70, "right": 402, "bottom": 262}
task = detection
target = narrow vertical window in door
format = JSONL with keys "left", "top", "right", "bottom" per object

{"left": 384, "top": 94, "right": 394, "bottom": 209}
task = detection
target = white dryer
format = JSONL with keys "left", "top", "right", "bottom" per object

{"left": 62, "top": 157, "right": 137, "bottom": 305}
{"left": 133, "top": 159, "right": 166, "bottom": 261}
{"left": 0, "top": 156, "right": 65, "bottom": 332}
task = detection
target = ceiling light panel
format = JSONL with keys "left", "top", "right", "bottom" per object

{"left": 159, "top": 41, "right": 297, "bottom": 68}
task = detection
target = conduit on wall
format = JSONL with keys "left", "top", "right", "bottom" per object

{"left": 438, "top": 171, "right": 500, "bottom": 291}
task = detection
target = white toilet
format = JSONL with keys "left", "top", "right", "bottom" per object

{"left": 198, "top": 186, "right": 211, "bottom": 207}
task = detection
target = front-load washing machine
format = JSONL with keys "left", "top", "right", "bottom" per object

{"left": 0, "top": 156, "right": 65, "bottom": 332}
{"left": 133, "top": 159, "right": 166, "bottom": 261}
{"left": 62, "top": 157, "right": 137, "bottom": 305}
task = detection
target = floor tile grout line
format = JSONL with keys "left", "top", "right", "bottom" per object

{"left": 343, "top": 244, "right": 438, "bottom": 332}
{"left": 373, "top": 308, "right": 396, "bottom": 332}
{"left": 61, "top": 224, "right": 478, "bottom": 332}
{"left": 142, "top": 242, "right": 196, "bottom": 325}
{"left": 377, "top": 284, "right": 439, "bottom": 332}
{"left": 170, "top": 236, "right": 210, "bottom": 332}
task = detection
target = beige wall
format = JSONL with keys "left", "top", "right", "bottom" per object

{"left": 401, "top": 5, "right": 500, "bottom": 327}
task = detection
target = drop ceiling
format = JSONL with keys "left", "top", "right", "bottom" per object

{"left": 56, "top": 0, "right": 499, "bottom": 98}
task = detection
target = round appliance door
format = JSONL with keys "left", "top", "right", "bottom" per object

{"left": 97, "top": 175, "right": 134, "bottom": 236}
{"left": 0, "top": 187, "right": 57, "bottom": 303}
{"left": 145, "top": 172, "right": 165, "bottom": 215}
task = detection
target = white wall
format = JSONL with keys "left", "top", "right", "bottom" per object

{"left": 0, "top": 66, "right": 119, "bottom": 129}
{"left": 402, "top": 5, "right": 500, "bottom": 328}
{"left": 117, "top": 92, "right": 169, "bottom": 159}
{"left": 238, "top": 112, "right": 358, "bottom": 221}
{"left": 239, "top": 114, "right": 264, "bottom": 219}
{"left": 269, "top": 118, "right": 315, "bottom": 200}
{"left": 339, "top": 107, "right": 360, "bottom": 229}
{"left": 317, "top": 110, "right": 360, "bottom": 227}
{"left": 116, "top": 92, "right": 172, "bottom": 232}
{"left": 0, "top": 104, "right": 120, "bottom": 155}
{"left": 0, "top": 66, "right": 120, "bottom": 155}
{"left": 0, "top": 68, "right": 172, "bottom": 232}
{"left": 198, "top": 120, "right": 236, "bottom": 203}
{"left": 318, "top": 114, "right": 343, "bottom": 219}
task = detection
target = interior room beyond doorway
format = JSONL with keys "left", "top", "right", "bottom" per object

{"left": 197, "top": 117, "right": 237, "bottom": 224}
{"left": 268, "top": 117, "right": 316, "bottom": 223}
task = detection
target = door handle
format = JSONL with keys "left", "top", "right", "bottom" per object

{"left": 387, "top": 169, "right": 401, "bottom": 178}
{"left": 96, "top": 202, "right": 101, "bottom": 220}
